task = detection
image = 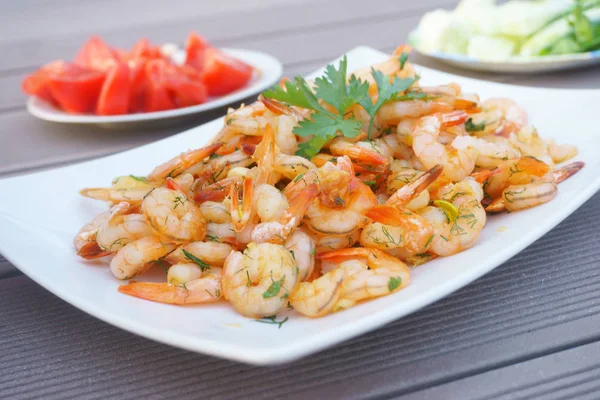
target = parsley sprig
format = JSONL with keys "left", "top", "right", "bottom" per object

{"left": 263, "top": 54, "right": 420, "bottom": 158}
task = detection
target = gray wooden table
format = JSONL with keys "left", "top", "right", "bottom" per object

{"left": 1, "top": 1, "right": 600, "bottom": 398}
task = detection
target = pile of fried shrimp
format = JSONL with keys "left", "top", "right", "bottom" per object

{"left": 74, "top": 45, "right": 584, "bottom": 319}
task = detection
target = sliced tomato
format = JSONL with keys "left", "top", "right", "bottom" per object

{"left": 201, "top": 48, "right": 253, "bottom": 96}
{"left": 74, "top": 36, "right": 118, "bottom": 72}
{"left": 184, "top": 32, "right": 211, "bottom": 72}
{"left": 178, "top": 64, "right": 203, "bottom": 81}
{"left": 143, "top": 59, "right": 175, "bottom": 112}
{"left": 166, "top": 72, "right": 207, "bottom": 107}
{"left": 130, "top": 38, "right": 150, "bottom": 61}
{"left": 130, "top": 38, "right": 163, "bottom": 61}
{"left": 112, "top": 48, "right": 128, "bottom": 63}
{"left": 96, "top": 62, "right": 131, "bottom": 115}
{"left": 128, "top": 60, "right": 147, "bottom": 113}
{"left": 47, "top": 64, "right": 106, "bottom": 113}
{"left": 22, "top": 60, "right": 68, "bottom": 106}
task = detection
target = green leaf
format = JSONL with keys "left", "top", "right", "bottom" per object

{"left": 570, "top": 2, "right": 594, "bottom": 45}
{"left": 314, "top": 56, "right": 349, "bottom": 114}
{"left": 388, "top": 276, "right": 402, "bottom": 292}
{"left": 262, "top": 79, "right": 312, "bottom": 109}
{"left": 399, "top": 52, "right": 409, "bottom": 70}
{"left": 359, "top": 69, "right": 417, "bottom": 138}
{"left": 347, "top": 74, "right": 370, "bottom": 108}
{"left": 294, "top": 76, "right": 328, "bottom": 112}
{"left": 393, "top": 91, "right": 429, "bottom": 102}
{"left": 294, "top": 114, "right": 361, "bottom": 157}
{"left": 263, "top": 276, "right": 285, "bottom": 298}
{"left": 182, "top": 249, "right": 210, "bottom": 272}
{"left": 465, "top": 118, "right": 486, "bottom": 132}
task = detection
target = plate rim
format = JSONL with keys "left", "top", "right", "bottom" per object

{"left": 3, "top": 45, "right": 600, "bottom": 365}
{"left": 25, "top": 47, "right": 283, "bottom": 124}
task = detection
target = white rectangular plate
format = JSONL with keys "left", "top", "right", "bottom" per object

{"left": 0, "top": 47, "right": 599, "bottom": 365}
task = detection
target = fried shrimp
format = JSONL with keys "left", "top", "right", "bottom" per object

{"left": 119, "top": 266, "right": 222, "bottom": 305}
{"left": 410, "top": 111, "right": 477, "bottom": 182}
{"left": 222, "top": 242, "right": 299, "bottom": 318}
{"left": 110, "top": 236, "right": 176, "bottom": 279}
{"left": 316, "top": 248, "right": 410, "bottom": 312}
{"left": 142, "top": 184, "right": 206, "bottom": 243}
{"left": 419, "top": 178, "right": 486, "bottom": 256}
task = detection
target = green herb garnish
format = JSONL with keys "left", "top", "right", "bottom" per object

{"left": 263, "top": 275, "right": 285, "bottom": 299}
{"left": 263, "top": 54, "right": 421, "bottom": 156}
{"left": 388, "top": 276, "right": 402, "bottom": 292}
{"left": 182, "top": 249, "right": 210, "bottom": 272}
{"left": 256, "top": 315, "right": 289, "bottom": 329}
{"left": 129, "top": 174, "right": 148, "bottom": 182}
{"left": 465, "top": 118, "right": 486, "bottom": 132}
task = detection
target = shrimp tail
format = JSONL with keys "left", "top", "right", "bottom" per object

{"left": 119, "top": 282, "right": 184, "bottom": 304}
{"left": 344, "top": 146, "right": 388, "bottom": 173}
{"left": 335, "top": 155, "right": 355, "bottom": 175}
{"left": 106, "top": 202, "right": 136, "bottom": 226}
{"left": 318, "top": 247, "right": 405, "bottom": 270}
{"left": 453, "top": 99, "right": 480, "bottom": 113}
{"left": 230, "top": 177, "right": 254, "bottom": 232}
{"left": 194, "top": 176, "right": 241, "bottom": 204}
{"left": 79, "top": 188, "right": 111, "bottom": 201}
{"left": 259, "top": 94, "right": 301, "bottom": 117}
{"left": 285, "top": 183, "right": 319, "bottom": 224}
{"left": 552, "top": 161, "right": 584, "bottom": 184}
{"left": 253, "top": 124, "right": 277, "bottom": 184}
{"left": 317, "top": 247, "right": 367, "bottom": 262}
{"left": 440, "top": 110, "right": 469, "bottom": 127}
{"left": 165, "top": 177, "right": 182, "bottom": 191}
{"left": 77, "top": 242, "right": 111, "bottom": 259}
{"left": 181, "top": 143, "right": 223, "bottom": 165}
{"left": 485, "top": 197, "right": 506, "bottom": 213}
{"left": 147, "top": 142, "right": 223, "bottom": 182}
{"left": 365, "top": 205, "right": 408, "bottom": 225}
{"left": 471, "top": 168, "right": 500, "bottom": 184}
{"left": 388, "top": 164, "right": 442, "bottom": 206}
{"left": 119, "top": 281, "right": 220, "bottom": 305}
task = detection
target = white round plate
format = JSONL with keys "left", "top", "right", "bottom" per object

{"left": 410, "top": 32, "right": 600, "bottom": 74}
{"left": 26, "top": 48, "right": 283, "bottom": 125}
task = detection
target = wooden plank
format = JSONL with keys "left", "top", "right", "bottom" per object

{"left": 0, "top": 0, "right": 302, "bottom": 45}
{"left": 0, "top": 0, "right": 456, "bottom": 72}
{"left": 400, "top": 341, "right": 600, "bottom": 400}
{"left": 0, "top": 104, "right": 236, "bottom": 177}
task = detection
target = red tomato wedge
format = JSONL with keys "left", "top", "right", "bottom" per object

{"left": 74, "top": 36, "right": 119, "bottom": 72}
{"left": 96, "top": 62, "right": 131, "bottom": 115}
{"left": 201, "top": 48, "right": 253, "bottom": 96}
{"left": 166, "top": 75, "right": 207, "bottom": 108}
{"left": 184, "top": 32, "right": 211, "bottom": 72}
{"left": 130, "top": 38, "right": 164, "bottom": 61}
{"left": 128, "top": 61, "right": 147, "bottom": 113}
{"left": 47, "top": 64, "right": 106, "bottom": 113}
{"left": 143, "top": 60, "right": 175, "bottom": 112}
{"left": 22, "top": 60, "right": 68, "bottom": 106}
